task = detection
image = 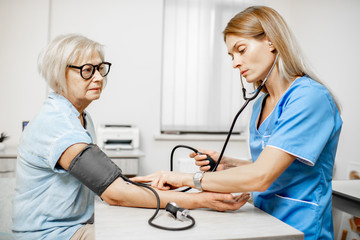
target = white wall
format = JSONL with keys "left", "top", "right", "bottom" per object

{"left": 0, "top": 0, "right": 49, "bottom": 145}
{"left": 49, "top": 0, "right": 166, "bottom": 175}
{"left": 0, "top": 0, "right": 359, "bottom": 179}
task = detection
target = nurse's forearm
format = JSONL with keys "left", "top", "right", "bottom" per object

{"left": 202, "top": 164, "right": 267, "bottom": 193}
{"left": 222, "top": 156, "right": 251, "bottom": 169}
{"left": 180, "top": 163, "right": 264, "bottom": 193}
{"left": 185, "top": 147, "right": 295, "bottom": 193}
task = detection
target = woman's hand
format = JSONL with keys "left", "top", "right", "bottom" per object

{"left": 131, "top": 171, "right": 191, "bottom": 190}
{"left": 190, "top": 148, "right": 226, "bottom": 171}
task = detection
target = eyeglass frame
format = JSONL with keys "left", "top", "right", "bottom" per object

{"left": 67, "top": 62, "right": 112, "bottom": 80}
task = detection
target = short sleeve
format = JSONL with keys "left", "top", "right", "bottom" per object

{"left": 36, "top": 108, "right": 93, "bottom": 172}
{"left": 266, "top": 86, "right": 335, "bottom": 166}
{"left": 49, "top": 130, "right": 92, "bottom": 172}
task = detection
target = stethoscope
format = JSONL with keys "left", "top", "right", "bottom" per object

{"left": 170, "top": 53, "right": 280, "bottom": 174}
{"left": 136, "top": 53, "right": 280, "bottom": 231}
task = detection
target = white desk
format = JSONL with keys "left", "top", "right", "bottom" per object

{"left": 95, "top": 197, "right": 304, "bottom": 240}
{"left": 332, "top": 180, "right": 360, "bottom": 217}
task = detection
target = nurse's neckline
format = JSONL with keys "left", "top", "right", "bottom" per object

{"left": 257, "top": 76, "right": 302, "bottom": 130}
{"left": 266, "top": 75, "right": 301, "bottom": 102}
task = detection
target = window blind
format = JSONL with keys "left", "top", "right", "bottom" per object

{"left": 161, "top": 0, "right": 254, "bottom": 134}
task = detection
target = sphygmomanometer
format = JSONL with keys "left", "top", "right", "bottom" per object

{"left": 68, "top": 143, "right": 122, "bottom": 196}
{"left": 68, "top": 53, "right": 280, "bottom": 230}
{"left": 68, "top": 143, "right": 195, "bottom": 230}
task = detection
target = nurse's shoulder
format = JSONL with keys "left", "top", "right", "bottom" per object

{"left": 285, "top": 76, "right": 334, "bottom": 110}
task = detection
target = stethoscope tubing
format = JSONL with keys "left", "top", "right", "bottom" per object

{"left": 206, "top": 53, "right": 280, "bottom": 171}
{"left": 212, "top": 98, "right": 251, "bottom": 171}
{"left": 137, "top": 53, "right": 280, "bottom": 231}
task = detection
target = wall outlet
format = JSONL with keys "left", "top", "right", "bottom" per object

{"left": 347, "top": 161, "right": 360, "bottom": 179}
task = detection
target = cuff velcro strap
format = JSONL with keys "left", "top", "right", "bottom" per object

{"left": 68, "top": 143, "right": 122, "bottom": 196}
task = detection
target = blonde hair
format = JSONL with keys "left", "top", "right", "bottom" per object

{"left": 223, "top": 6, "right": 341, "bottom": 111}
{"left": 38, "top": 34, "right": 106, "bottom": 95}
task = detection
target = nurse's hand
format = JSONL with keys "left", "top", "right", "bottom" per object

{"left": 190, "top": 148, "right": 226, "bottom": 171}
{"left": 131, "top": 171, "right": 190, "bottom": 190}
{"left": 196, "top": 192, "right": 250, "bottom": 211}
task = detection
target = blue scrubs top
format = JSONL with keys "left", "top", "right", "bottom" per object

{"left": 249, "top": 76, "right": 342, "bottom": 240}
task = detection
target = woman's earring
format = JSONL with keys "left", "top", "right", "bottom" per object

{"left": 269, "top": 41, "right": 273, "bottom": 46}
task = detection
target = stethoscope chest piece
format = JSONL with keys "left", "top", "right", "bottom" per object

{"left": 165, "top": 202, "right": 190, "bottom": 221}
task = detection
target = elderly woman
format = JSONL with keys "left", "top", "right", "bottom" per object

{"left": 12, "top": 34, "right": 249, "bottom": 240}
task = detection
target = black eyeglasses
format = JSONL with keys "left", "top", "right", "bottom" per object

{"left": 67, "top": 62, "right": 112, "bottom": 80}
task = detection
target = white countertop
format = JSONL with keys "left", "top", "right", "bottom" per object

{"left": 332, "top": 180, "right": 360, "bottom": 217}
{"left": 0, "top": 146, "right": 17, "bottom": 158}
{"left": 95, "top": 197, "right": 303, "bottom": 240}
{"left": 332, "top": 180, "right": 360, "bottom": 200}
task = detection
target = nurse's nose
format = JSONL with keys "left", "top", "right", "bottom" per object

{"left": 232, "top": 55, "right": 243, "bottom": 69}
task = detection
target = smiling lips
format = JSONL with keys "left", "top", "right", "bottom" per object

{"left": 241, "top": 70, "right": 248, "bottom": 76}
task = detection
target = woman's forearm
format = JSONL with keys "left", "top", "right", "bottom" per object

{"left": 103, "top": 177, "right": 200, "bottom": 209}
{"left": 102, "top": 177, "right": 248, "bottom": 211}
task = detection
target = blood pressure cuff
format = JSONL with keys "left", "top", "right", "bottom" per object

{"left": 68, "top": 143, "right": 123, "bottom": 196}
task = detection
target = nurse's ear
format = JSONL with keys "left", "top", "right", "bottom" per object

{"left": 268, "top": 41, "right": 276, "bottom": 52}
{"left": 264, "top": 36, "right": 276, "bottom": 52}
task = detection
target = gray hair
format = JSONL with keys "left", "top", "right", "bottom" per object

{"left": 38, "top": 34, "right": 105, "bottom": 95}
